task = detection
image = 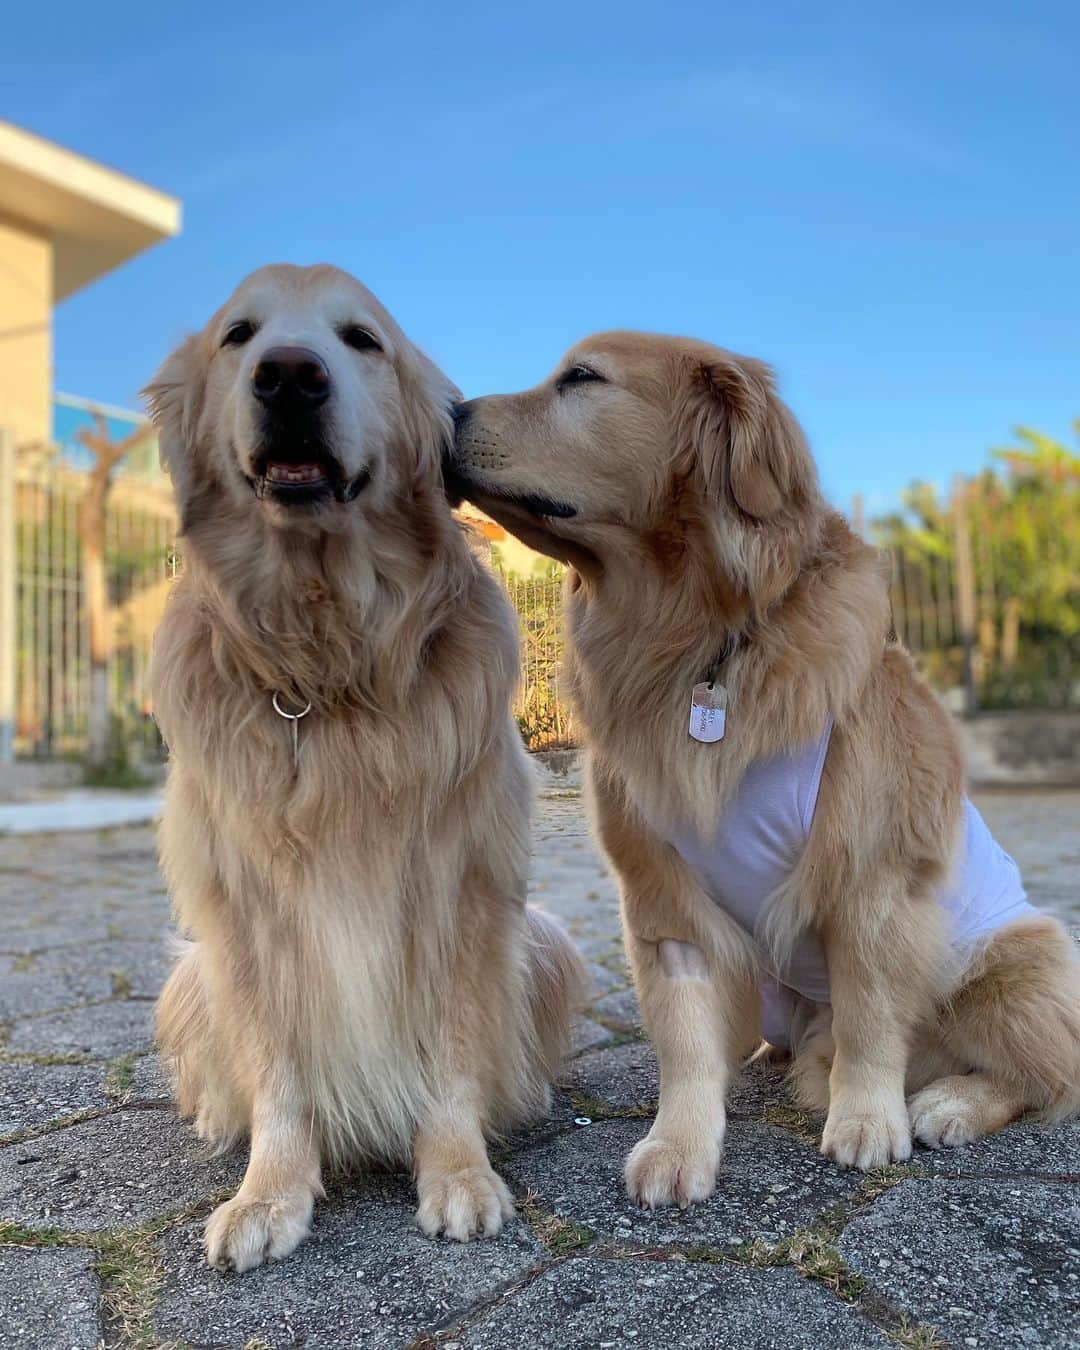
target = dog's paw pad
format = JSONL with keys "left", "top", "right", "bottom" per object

{"left": 624, "top": 1132, "right": 721, "bottom": 1210}
{"left": 204, "top": 1193, "right": 313, "bottom": 1273}
{"left": 415, "top": 1165, "right": 514, "bottom": 1242}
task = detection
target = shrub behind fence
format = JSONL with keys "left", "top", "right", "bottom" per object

{"left": 502, "top": 571, "right": 575, "bottom": 750}
{"left": 881, "top": 467, "right": 1078, "bottom": 712}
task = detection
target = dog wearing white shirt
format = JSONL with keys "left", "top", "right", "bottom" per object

{"left": 444, "top": 329, "right": 1080, "bottom": 1206}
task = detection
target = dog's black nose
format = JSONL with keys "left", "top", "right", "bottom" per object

{"left": 252, "top": 347, "right": 331, "bottom": 407}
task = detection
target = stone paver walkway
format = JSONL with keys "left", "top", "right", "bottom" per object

{"left": 0, "top": 786, "right": 1077, "bottom": 1348}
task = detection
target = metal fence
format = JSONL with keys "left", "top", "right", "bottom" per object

{"left": 502, "top": 572, "right": 575, "bottom": 751}
{"left": 1, "top": 439, "right": 176, "bottom": 762}
{"left": 1, "top": 436, "right": 1074, "bottom": 765}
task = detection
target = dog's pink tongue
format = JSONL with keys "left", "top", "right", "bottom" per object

{"left": 266, "top": 463, "right": 324, "bottom": 484}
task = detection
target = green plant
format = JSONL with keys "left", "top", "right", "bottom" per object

{"left": 874, "top": 421, "right": 1080, "bottom": 709}
{"left": 82, "top": 711, "right": 151, "bottom": 788}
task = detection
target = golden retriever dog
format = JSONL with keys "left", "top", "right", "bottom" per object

{"left": 444, "top": 331, "right": 1080, "bottom": 1208}
{"left": 145, "top": 264, "right": 583, "bottom": 1271}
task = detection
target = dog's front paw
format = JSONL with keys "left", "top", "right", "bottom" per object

{"left": 204, "top": 1191, "right": 314, "bottom": 1273}
{"left": 625, "top": 1131, "right": 721, "bottom": 1210}
{"left": 415, "top": 1164, "right": 514, "bottom": 1242}
{"left": 821, "top": 1105, "right": 911, "bottom": 1171}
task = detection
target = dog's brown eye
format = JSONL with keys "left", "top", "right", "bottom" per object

{"left": 341, "top": 326, "right": 383, "bottom": 353}
{"left": 222, "top": 321, "right": 255, "bottom": 347}
{"left": 558, "top": 364, "right": 604, "bottom": 389}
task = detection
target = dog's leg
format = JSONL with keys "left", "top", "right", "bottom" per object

{"left": 204, "top": 1066, "right": 322, "bottom": 1273}
{"left": 588, "top": 760, "right": 757, "bottom": 1209}
{"left": 908, "top": 1072, "right": 1026, "bottom": 1147}
{"left": 908, "top": 914, "right": 1080, "bottom": 1146}
{"left": 413, "top": 1079, "right": 515, "bottom": 1243}
{"left": 623, "top": 931, "right": 758, "bottom": 1209}
{"left": 819, "top": 897, "right": 934, "bottom": 1170}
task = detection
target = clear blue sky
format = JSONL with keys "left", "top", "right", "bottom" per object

{"left": 5, "top": 1, "right": 1078, "bottom": 510}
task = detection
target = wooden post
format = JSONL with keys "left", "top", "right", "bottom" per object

{"left": 951, "top": 476, "right": 978, "bottom": 716}
{"left": 76, "top": 416, "right": 152, "bottom": 769}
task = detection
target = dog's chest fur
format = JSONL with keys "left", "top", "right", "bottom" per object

{"left": 151, "top": 559, "right": 527, "bottom": 1161}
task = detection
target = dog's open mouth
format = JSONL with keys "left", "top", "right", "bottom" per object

{"left": 248, "top": 447, "right": 370, "bottom": 506}
{"left": 266, "top": 461, "right": 328, "bottom": 488}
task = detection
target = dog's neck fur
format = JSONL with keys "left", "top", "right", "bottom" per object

{"left": 566, "top": 507, "right": 890, "bottom": 831}
{"left": 173, "top": 472, "right": 468, "bottom": 719}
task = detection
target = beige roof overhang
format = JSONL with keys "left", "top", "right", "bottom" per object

{"left": 0, "top": 120, "right": 181, "bottom": 299}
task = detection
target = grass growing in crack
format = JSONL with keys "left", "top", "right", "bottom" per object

{"left": 10, "top": 953, "right": 35, "bottom": 973}
{"left": 680, "top": 1243, "right": 730, "bottom": 1264}
{"left": 95, "top": 1223, "right": 170, "bottom": 1349}
{"left": 720, "top": 1169, "right": 946, "bottom": 1349}
{"left": 0, "top": 1107, "right": 108, "bottom": 1146}
{"left": 0, "top": 1049, "right": 90, "bottom": 1066}
{"left": 1, "top": 1197, "right": 230, "bottom": 1349}
{"left": 890, "top": 1315, "right": 948, "bottom": 1349}
{"left": 111, "top": 969, "right": 133, "bottom": 999}
{"left": 105, "top": 1052, "right": 137, "bottom": 1100}
{"left": 857, "top": 1163, "right": 925, "bottom": 1202}
{"left": 783, "top": 1229, "right": 866, "bottom": 1298}
{"left": 730, "top": 1237, "right": 786, "bottom": 1268}
{"left": 0, "top": 1220, "right": 71, "bottom": 1247}
{"left": 566, "top": 1089, "right": 656, "bottom": 1122}
{"left": 0, "top": 1218, "right": 163, "bottom": 1348}
{"left": 729, "top": 1226, "right": 866, "bottom": 1298}
{"left": 761, "top": 1104, "right": 820, "bottom": 1144}
{"left": 813, "top": 1162, "right": 929, "bottom": 1241}
{"left": 520, "top": 1190, "right": 593, "bottom": 1255}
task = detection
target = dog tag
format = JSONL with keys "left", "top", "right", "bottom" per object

{"left": 689, "top": 682, "right": 726, "bottom": 743}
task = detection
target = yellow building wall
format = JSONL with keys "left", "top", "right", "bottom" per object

{"left": 0, "top": 211, "right": 51, "bottom": 448}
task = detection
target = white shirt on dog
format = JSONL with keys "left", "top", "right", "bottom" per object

{"left": 637, "top": 718, "right": 1037, "bottom": 1047}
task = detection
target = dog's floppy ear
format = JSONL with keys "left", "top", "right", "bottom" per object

{"left": 679, "top": 353, "right": 811, "bottom": 520}
{"left": 398, "top": 342, "right": 462, "bottom": 476}
{"left": 142, "top": 335, "right": 206, "bottom": 507}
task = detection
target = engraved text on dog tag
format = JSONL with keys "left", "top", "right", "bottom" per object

{"left": 689, "top": 682, "right": 727, "bottom": 743}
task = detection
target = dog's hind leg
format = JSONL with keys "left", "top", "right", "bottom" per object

{"left": 156, "top": 940, "right": 246, "bottom": 1148}
{"left": 907, "top": 1073, "right": 1026, "bottom": 1148}
{"left": 907, "top": 914, "right": 1080, "bottom": 1147}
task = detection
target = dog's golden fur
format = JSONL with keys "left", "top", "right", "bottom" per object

{"left": 448, "top": 330, "right": 1080, "bottom": 1204}
{"left": 146, "top": 264, "right": 583, "bottom": 1270}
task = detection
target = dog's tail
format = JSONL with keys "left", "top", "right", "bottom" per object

{"left": 155, "top": 938, "right": 210, "bottom": 1119}
{"left": 525, "top": 905, "right": 588, "bottom": 1080}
